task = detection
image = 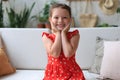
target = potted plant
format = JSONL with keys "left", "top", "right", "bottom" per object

{"left": 6, "top": 2, "right": 35, "bottom": 28}
{"left": 117, "top": 7, "right": 120, "bottom": 13}
{"left": 97, "top": 23, "right": 118, "bottom": 27}
{"left": 37, "top": 0, "right": 57, "bottom": 29}
{"left": 0, "top": 1, "right": 4, "bottom": 27}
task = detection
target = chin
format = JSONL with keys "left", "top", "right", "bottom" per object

{"left": 57, "top": 27, "right": 64, "bottom": 31}
{"left": 58, "top": 28, "right": 63, "bottom": 31}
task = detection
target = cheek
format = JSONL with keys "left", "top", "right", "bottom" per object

{"left": 51, "top": 18, "right": 56, "bottom": 23}
{"left": 52, "top": 19, "right": 56, "bottom": 22}
{"left": 65, "top": 20, "right": 71, "bottom": 24}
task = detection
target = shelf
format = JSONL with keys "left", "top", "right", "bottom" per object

{"left": 66, "top": 0, "right": 99, "bottom": 1}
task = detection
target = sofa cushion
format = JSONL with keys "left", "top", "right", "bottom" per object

{"left": 0, "top": 36, "right": 16, "bottom": 76}
{"left": 0, "top": 70, "right": 45, "bottom": 80}
{"left": 100, "top": 41, "right": 120, "bottom": 80}
{"left": 0, "top": 70, "right": 99, "bottom": 80}
{"left": 89, "top": 37, "right": 119, "bottom": 74}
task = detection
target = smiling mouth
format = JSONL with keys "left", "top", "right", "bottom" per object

{"left": 57, "top": 24, "right": 65, "bottom": 27}
{"left": 57, "top": 25, "right": 64, "bottom": 29}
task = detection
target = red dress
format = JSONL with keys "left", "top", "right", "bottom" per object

{"left": 42, "top": 30, "right": 85, "bottom": 80}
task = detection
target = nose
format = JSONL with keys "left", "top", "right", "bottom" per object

{"left": 58, "top": 17, "right": 63, "bottom": 23}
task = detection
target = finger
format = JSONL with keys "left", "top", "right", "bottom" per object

{"left": 50, "top": 21, "right": 55, "bottom": 27}
{"left": 50, "top": 21, "right": 59, "bottom": 33}
{"left": 51, "top": 22, "right": 56, "bottom": 30}
{"left": 63, "top": 23, "right": 70, "bottom": 32}
{"left": 66, "top": 23, "right": 71, "bottom": 28}
{"left": 65, "top": 23, "right": 70, "bottom": 30}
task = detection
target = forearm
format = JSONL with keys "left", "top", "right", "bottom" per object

{"left": 61, "top": 31, "right": 74, "bottom": 57}
{"left": 50, "top": 32, "right": 61, "bottom": 57}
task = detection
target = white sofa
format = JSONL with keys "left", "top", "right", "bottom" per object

{"left": 0, "top": 27, "right": 120, "bottom": 80}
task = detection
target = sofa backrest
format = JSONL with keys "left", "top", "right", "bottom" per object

{"left": 0, "top": 28, "right": 49, "bottom": 70}
{"left": 74, "top": 27, "right": 120, "bottom": 69}
{"left": 0, "top": 28, "right": 120, "bottom": 70}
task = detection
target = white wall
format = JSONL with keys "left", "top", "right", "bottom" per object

{"left": 2, "top": 0, "right": 120, "bottom": 27}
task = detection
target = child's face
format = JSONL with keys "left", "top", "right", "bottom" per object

{"left": 49, "top": 7, "right": 71, "bottom": 31}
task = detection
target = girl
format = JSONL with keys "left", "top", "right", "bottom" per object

{"left": 42, "top": 3, "right": 85, "bottom": 80}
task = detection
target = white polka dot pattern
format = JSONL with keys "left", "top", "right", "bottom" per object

{"left": 43, "top": 30, "right": 85, "bottom": 80}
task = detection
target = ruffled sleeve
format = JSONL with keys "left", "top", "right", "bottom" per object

{"left": 42, "top": 32, "right": 55, "bottom": 42}
{"left": 42, "top": 32, "right": 48, "bottom": 37}
{"left": 67, "top": 29, "right": 79, "bottom": 39}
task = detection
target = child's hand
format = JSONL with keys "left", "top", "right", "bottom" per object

{"left": 62, "top": 23, "right": 70, "bottom": 33}
{"left": 51, "top": 21, "right": 59, "bottom": 34}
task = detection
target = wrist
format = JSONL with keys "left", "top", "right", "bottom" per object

{"left": 61, "top": 31, "right": 67, "bottom": 36}
{"left": 62, "top": 30, "right": 67, "bottom": 34}
{"left": 54, "top": 31, "right": 61, "bottom": 35}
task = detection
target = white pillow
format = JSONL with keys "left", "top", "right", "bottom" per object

{"left": 89, "top": 37, "right": 118, "bottom": 74}
{"left": 100, "top": 41, "right": 120, "bottom": 80}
